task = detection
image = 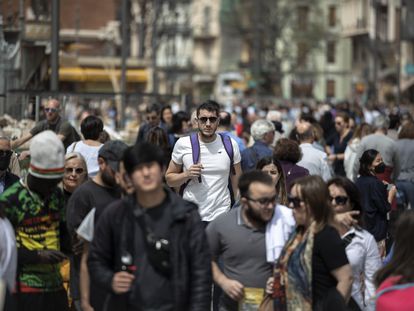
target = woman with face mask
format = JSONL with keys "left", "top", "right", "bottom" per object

{"left": 355, "top": 149, "right": 396, "bottom": 258}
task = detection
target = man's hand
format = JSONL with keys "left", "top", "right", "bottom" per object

{"left": 265, "top": 277, "right": 274, "bottom": 295}
{"left": 334, "top": 211, "right": 359, "bottom": 229}
{"left": 18, "top": 150, "right": 31, "bottom": 161}
{"left": 37, "top": 250, "right": 67, "bottom": 264}
{"left": 220, "top": 278, "right": 244, "bottom": 301}
{"left": 186, "top": 163, "right": 203, "bottom": 179}
{"left": 112, "top": 271, "right": 135, "bottom": 294}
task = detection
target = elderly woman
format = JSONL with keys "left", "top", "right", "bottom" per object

{"left": 241, "top": 119, "right": 275, "bottom": 172}
{"left": 268, "top": 176, "right": 353, "bottom": 310}
{"left": 62, "top": 152, "right": 88, "bottom": 311}
{"left": 274, "top": 138, "right": 309, "bottom": 192}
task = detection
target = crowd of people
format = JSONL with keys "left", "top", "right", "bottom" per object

{"left": 0, "top": 97, "right": 414, "bottom": 311}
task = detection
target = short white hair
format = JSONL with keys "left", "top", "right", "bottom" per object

{"left": 250, "top": 119, "right": 275, "bottom": 141}
{"left": 266, "top": 110, "right": 282, "bottom": 122}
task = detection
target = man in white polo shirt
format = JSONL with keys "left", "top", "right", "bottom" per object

{"left": 166, "top": 100, "right": 242, "bottom": 222}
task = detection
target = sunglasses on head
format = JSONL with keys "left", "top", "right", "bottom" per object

{"left": 287, "top": 194, "right": 303, "bottom": 209}
{"left": 330, "top": 195, "right": 348, "bottom": 205}
{"left": 245, "top": 195, "right": 277, "bottom": 206}
{"left": 44, "top": 108, "right": 58, "bottom": 113}
{"left": 65, "top": 167, "right": 85, "bottom": 175}
{"left": 198, "top": 116, "right": 218, "bottom": 124}
{"left": 0, "top": 150, "right": 12, "bottom": 158}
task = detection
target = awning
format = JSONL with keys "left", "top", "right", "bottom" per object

{"left": 57, "top": 67, "right": 148, "bottom": 83}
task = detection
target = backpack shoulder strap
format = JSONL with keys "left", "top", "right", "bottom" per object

{"left": 190, "top": 133, "right": 201, "bottom": 183}
{"left": 179, "top": 133, "right": 201, "bottom": 196}
{"left": 218, "top": 133, "right": 235, "bottom": 175}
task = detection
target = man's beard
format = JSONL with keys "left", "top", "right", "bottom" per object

{"left": 245, "top": 203, "right": 267, "bottom": 226}
{"left": 101, "top": 169, "right": 117, "bottom": 188}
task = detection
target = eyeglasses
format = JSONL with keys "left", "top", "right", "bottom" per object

{"left": 198, "top": 116, "right": 218, "bottom": 124}
{"left": 245, "top": 195, "right": 277, "bottom": 206}
{"left": 65, "top": 167, "right": 85, "bottom": 175}
{"left": 330, "top": 195, "right": 348, "bottom": 205}
{"left": 287, "top": 195, "right": 303, "bottom": 209}
{"left": 0, "top": 150, "right": 12, "bottom": 157}
{"left": 44, "top": 108, "right": 58, "bottom": 113}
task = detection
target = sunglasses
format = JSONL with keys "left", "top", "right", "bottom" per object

{"left": 287, "top": 195, "right": 303, "bottom": 209}
{"left": 245, "top": 195, "right": 277, "bottom": 206}
{"left": 65, "top": 167, "right": 85, "bottom": 175}
{"left": 198, "top": 116, "right": 218, "bottom": 124}
{"left": 44, "top": 108, "right": 58, "bottom": 113}
{"left": 330, "top": 195, "right": 348, "bottom": 205}
{"left": 0, "top": 150, "right": 12, "bottom": 158}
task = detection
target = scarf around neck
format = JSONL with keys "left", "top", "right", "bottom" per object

{"left": 273, "top": 222, "right": 316, "bottom": 311}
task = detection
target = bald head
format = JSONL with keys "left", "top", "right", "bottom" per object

{"left": 44, "top": 99, "right": 61, "bottom": 123}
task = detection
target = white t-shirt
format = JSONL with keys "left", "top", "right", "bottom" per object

{"left": 76, "top": 208, "right": 95, "bottom": 243}
{"left": 66, "top": 141, "right": 103, "bottom": 177}
{"left": 172, "top": 134, "right": 241, "bottom": 222}
{"left": 0, "top": 218, "right": 17, "bottom": 291}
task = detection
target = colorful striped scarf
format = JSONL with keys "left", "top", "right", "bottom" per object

{"left": 273, "top": 222, "right": 316, "bottom": 311}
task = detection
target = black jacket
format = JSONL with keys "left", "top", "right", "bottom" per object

{"left": 88, "top": 189, "right": 212, "bottom": 311}
{"left": 355, "top": 175, "right": 391, "bottom": 241}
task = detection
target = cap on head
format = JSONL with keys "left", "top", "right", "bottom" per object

{"left": 98, "top": 140, "right": 128, "bottom": 172}
{"left": 29, "top": 130, "right": 65, "bottom": 179}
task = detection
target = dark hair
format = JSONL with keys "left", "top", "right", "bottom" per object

{"left": 80, "top": 116, "right": 104, "bottom": 140}
{"left": 299, "top": 113, "right": 316, "bottom": 124}
{"left": 335, "top": 111, "right": 350, "bottom": 124}
{"left": 292, "top": 175, "right": 333, "bottom": 229}
{"left": 274, "top": 138, "right": 302, "bottom": 163}
{"left": 123, "top": 142, "right": 165, "bottom": 175}
{"left": 256, "top": 156, "right": 288, "bottom": 205}
{"left": 197, "top": 100, "right": 220, "bottom": 117}
{"left": 296, "top": 125, "right": 314, "bottom": 143}
{"left": 219, "top": 111, "right": 232, "bottom": 127}
{"left": 238, "top": 170, "right": 274, "bottom": 199}
{"left": 398, "top": 121, "right": 414, "bottom": 139}
{"left": 98, "top": 130, "right": 110, "bottom": 143}
{"left": 358, "top": 149, "right": 379, "bottom": 176}
{"left": 170, "top": 111, "right": 190, "bottom": 134}
{"left": 160, "top": 105, "right": 172, "bottom": 124}
{"left": 375, "top": 211, "right": 414, "bottom": 286}
{"left": 146, "top": 103, "right": 161, "bottom": 114}
{"left": 327, "top": 177, "right": 363, "bottom": 226}
{"left": 146, "top": 126, "right": 170, "bottom": 150}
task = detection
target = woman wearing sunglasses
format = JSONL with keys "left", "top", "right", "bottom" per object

{"left": 328, "top": 177, "right": 381, "bottom": 311}
{"left": 62, "top": 152, "right": 88, "bottom": 311}
{"left": 271, "top": 175, "right": 353, "bottom": 310}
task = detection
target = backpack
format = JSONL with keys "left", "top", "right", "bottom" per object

{"left": 179, "top": 132, "right": 236, "bottom": 205}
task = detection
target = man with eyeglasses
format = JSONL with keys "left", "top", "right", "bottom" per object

{"left": 0, "top": 137, "right": 19, "bottom": 195}
{"left": 66, "top": 140, "right": 128, "bottom": 311}
{"left": 166, "top": 100, "right": 242, "bottom": 224}
{"left": 11, "top": 98, "right": 79, "bottom": 151}
{"left": 206, "top": 170, "right": 295, "bottom": 311}
{"left": 135, "top": 103, "right": 169, "bottom": 145}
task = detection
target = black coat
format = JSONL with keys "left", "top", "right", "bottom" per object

{"left": 355, "top": 175, "right": 391, "bottom": 241}
{"left": 88, "top": 189, "right": 212, "bottom": 311}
